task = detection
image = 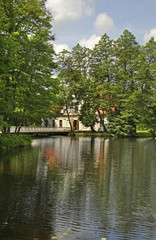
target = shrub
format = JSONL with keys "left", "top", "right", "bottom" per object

{"left": 0, "top": 135, "right": 32, "bottom": 151}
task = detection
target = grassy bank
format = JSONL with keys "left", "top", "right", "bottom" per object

{"left": 74, "top": 132, "right": 112, "bottom": 137}
{"left": 0, "top": 134, "right": 32, "bottom": 151}
{"left": 135, "top": 131, "right": 153, "bottom": 138}
{"left": 74, "top": 131, "right": 155, "bottom": 138}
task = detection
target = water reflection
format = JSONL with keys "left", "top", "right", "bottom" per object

{"left": 0, "top": 137, "right": 156, "bottom": 240}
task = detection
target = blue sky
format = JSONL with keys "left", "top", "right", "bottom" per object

{"left": 46, "top": 0, "right": 156, "bottom": 53}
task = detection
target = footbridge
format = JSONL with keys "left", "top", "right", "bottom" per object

{"left": 9, "top": 126, "right": 71, "bottom": 135}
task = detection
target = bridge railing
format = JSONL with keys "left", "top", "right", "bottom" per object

{"left": 9, "top": 126, "right": 71, "bottom": 133}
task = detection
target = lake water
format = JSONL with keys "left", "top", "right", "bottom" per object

{"left": 0, "top": 136, "right": 156, "bottom": 240}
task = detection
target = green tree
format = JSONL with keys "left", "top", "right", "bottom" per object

{"left": 107, "top": 30, "right": 141, "bottom": 136}
{"left": 138, "top": 37, "right": 156, "bottom": 135}
{"left": 0, "top": 0, "right": 58, "bottom": 134}
{"left": 78, "top": 78, "right": 99, "bottom": 132}
{"left": 57, "top": 45, "right": 91, "bottom": 131}
{"left": 79, "top": 101, "right": 98, "bottom": 132}
{"left": 57, "top": 49, "right": 79, "bottom": 131}
{"left": 57, "top": 31, "right": 156, "bottom": 136}
{"left": 89, "top": 34, "right": 114, "bottom": 132}
{"left": 90, "top": 34, "right": 113, "bottom": 84}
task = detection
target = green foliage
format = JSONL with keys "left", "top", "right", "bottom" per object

{"left": 0, "top": 134, "right": 31, "bottom": 151}
{"left": 0, "top": 0, "right": 59, "bottom": 133}
{"left": 79, "top": 102, "right": 98, "bottom": 131}
{"left": 90, "top": 33, "right": 113, "bottom": 85}
{"left": 108, "top": 112, "right": 137, "bottom": 136}
{"left": 0, "top": 116, "right": 9, "bottom": 132}
{"left": 58, "top": 29, "right": 156, "bottom": 137}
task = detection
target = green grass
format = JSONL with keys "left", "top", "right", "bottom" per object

{"left": 135, "top": 131, "right": 154, "bottom": 138}
{"left": 74, "top": 132, "right": 112, "bottom": 137}
{"left": 74, "top": 130, "right": 155, "bottom": 138}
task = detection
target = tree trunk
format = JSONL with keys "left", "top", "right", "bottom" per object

{"left": 15, "top": 124, "right": 22, "bottom": 135}
{"left": 90, "top": 125, "right": 96, "bottom": 132}
{"left": 15, "top": 126, "right": 18, "bottom": 134}
{"left": 7, "top": 127, "right": 10, "bottom": 134}
{"left": 66, "top": 105, "right": 73, "bottom": 132}
{"left": 17, "top": 126, "right": 21, "bottom": 135}
{"left": 97, "top": 108, "right": 108, "bottom": 132}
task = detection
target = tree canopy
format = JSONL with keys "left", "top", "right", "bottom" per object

{"left": 58, "top": 30, "right": 156, "bottom": 136}
{"left": 0, "top": 0, "right": 59, "bottom": 134}
{"left": 0, "top": 1, "right": 156, "bottom": 137}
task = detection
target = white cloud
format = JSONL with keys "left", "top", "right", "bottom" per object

{"left": 143, "top": 29, "right": 156, "bottom": 43}
{"left": 46, "top": 0, "right": 94, "bottom": 30}
{"left": 79, "top": 34, "right": 101, "bottom": 49}
{"left": 54, "top": 44, "right": 70, "bottom": 54}
{"left": 84, "top": 0, "right": 94, "bottom": 16}
{"left": 94, "top": 12, "right": 115, "bottom": 34}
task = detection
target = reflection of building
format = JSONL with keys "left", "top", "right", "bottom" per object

{"left": 43, "top": 103, "right": 108, "bottom": 132}
{"left": 44, "top": 147, "right": 58, "bottom": 169}
{"left": 39, "top": 137, "right": 109, "bottom": 174}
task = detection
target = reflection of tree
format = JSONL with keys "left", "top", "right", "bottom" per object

{"left": 0, "top": 138, "right": 156, "bottom": 239}
{"left": 0, "top": 147, "right": 60, "bottom": 240}
{"left": 87, "top": 138, "right": 156, "bottom": 238}
{"left": 52, "top": 137, "right": 156, "bottom": 239}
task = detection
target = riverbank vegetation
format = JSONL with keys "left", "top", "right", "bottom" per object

{"left": 0, "top": 0, "right": 156, "bottom": 143}
{"left": 0, "top": 135, "right": 31, "bottom": 151}
{"left": 74, "top": 131, "right": 153, "bottom": 138}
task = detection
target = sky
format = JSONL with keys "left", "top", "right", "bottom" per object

{"left": 46, "top": 0, "right": 156, "bottom": 53}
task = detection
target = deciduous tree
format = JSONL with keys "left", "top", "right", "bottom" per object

{"left": 0, "top": 0, "right": 58, "bottom": 133}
